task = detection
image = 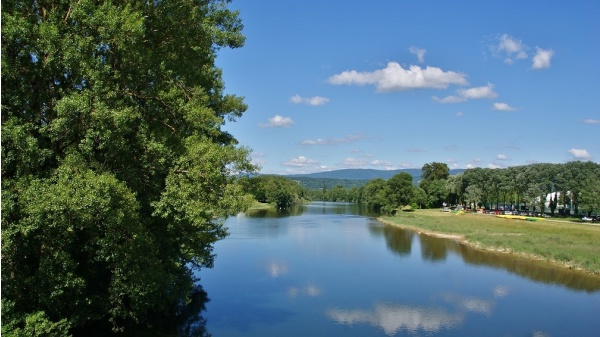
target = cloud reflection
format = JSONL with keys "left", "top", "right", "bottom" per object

{"left": 493, "top": 285, "right": 510, "bottom": 298}
{"left": 288, "top": 284, "right": 323, "bottom": 298}
{"left": 267, "top": 261, "right": 288, "bottom": 278}
{"left": 326, "top": 303, "right": 463, "bottom": 335}
{"left": 328, "top": 286, "right": 511, "bottom": 335}
{"left": 440, "top": 293, "right": 494, "bottom": 315}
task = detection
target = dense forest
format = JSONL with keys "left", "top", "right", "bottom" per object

{"left": 256, "top": 162, "right": 600, "bottom": 217}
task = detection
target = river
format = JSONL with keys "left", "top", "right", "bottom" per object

{"left": 197, "top": 202, "right": 600, "bottom": 336}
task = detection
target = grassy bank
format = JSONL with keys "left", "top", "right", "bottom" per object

{"left": 247, "top": 201, "right": 275, "bottom": 210}
{"left": 379, "top": 209, "right": 600, "bottom": 275}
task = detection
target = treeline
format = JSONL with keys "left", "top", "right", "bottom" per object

{"left": 288, "top": 176, "right": 370, "bottom": 190}
{"left": 310, "top": 161, "right": 600, "bottom": 216}
{"left": 454, "top": 161, "right": 600, "bottom": 216}
{"left": 242, "top": 175, "right": 308, "bottom": 208}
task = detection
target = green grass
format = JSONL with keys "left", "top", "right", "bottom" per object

{"left": 247, "top": 201, "right": 275, "bottom": 210}
{"left": 380, "top": 209, "right": 600, "bottom": 274}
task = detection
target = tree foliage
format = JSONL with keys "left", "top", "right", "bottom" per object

{"left": 321, "top": 161, "right": 600, "bottom": 216}
{"left": 361, "top": 173, "right": 414, "bottom": 214}
{"left": 459, "top": 162, "right": 600, "bottom": 214}
{"left": 419, "top": 162, "right": 450, "bottom": 207}
{"left": 2, "top": 0, "right": 254, "bottom": 333}
{"left": 387, "top": 172, "right": 414, "bottom": 207}
{"left": 244, "top": 175, "right": 306, "bottom": 208}
{"left": 421, "top": 162, "right": 450, "bottom": 182}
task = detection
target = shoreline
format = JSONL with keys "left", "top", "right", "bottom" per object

{"left": 377, "top": 215, "right": 600, "bottom": 276}
{"left": 378, "top": 218, "right": 465, "bottom": 241}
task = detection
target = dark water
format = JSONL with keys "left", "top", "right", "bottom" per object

{"left": 198, "top": 202, "right": 600, "bottom": 336}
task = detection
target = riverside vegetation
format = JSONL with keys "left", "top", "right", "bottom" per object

{"left": 2, "top": 1, "right": 255, "bottom": 336}
{"left": 3, "top": 0, "right": 599, "bottom": 332}
{"left": 380, "top": 209, "right": 600, "bottom": 275}
{"left": 241, "top": 169, "right": 600, "bottom": 275}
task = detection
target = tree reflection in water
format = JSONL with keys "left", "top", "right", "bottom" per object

{"left": 72, "top": 284, "right": 211, "bottom": 337}
{"left": 373, "top": 223, "right": 600, "bottom": 292}
{"left": 368, "top": 222, "right": 413, "bottom": 256}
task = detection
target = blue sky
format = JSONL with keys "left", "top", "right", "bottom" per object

{"left": 218, "top": 1, "right": 599, "bottom": 175}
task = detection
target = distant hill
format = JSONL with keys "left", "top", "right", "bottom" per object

{"left": 286, "top": 168, "right": 465, "bottom": 190}
{"left": 287, "top": 168, "right": 465, "bottom": 180}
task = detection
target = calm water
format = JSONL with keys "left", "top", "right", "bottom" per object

{"left": 198, "top": 202, "right": 600, "bottom": 336}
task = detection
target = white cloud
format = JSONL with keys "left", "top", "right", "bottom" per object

{"left": 289, "top": 95, "right": 302, "bottom": 104}
{"left": 301, "top": 134, "right": 365, "bottom": 146}
{"left": 290, "top": 94, "right": 330, "bottom": 106}
{"left": 328, "top": 62, "right": 467, "bottom": 92}
{"left": 409, "top": 46, "right": 426, "bottom": 63}
{"left": 370, "top": 160, "right": 395, "bottom": 170}
{"left": 342, "top": 157, "right": 367, "bottom": 168}
{"left": 260, "top": 115, "right": 294, "bottom": 128}
{"left": 493, "top": 102, "right": 517, "bottom": 111}
{"left": 283, "top": 156, "right": 318, "bottom": 167}
{"left": 472, "top": 158, "right": 483, "bottom": 165}
{"left": 496, "top": 154, "right": 508, "bottom": 160}
{"left": 460, "top": 84, "right": 498, "bottom": 99}
{"left": 568, "top": 148, "right": 591, "bottom": 159}
{"left": 371, "top": 160, "right": 391, "bottom": 166}
{"left": 583, "top": 119, "right": 600, "bottom": 124}
{"left": 447, "top": 161, "right": 460, "bottom": 169}
{"left": 251, "top": 152, "right": 267, "bottom": 167}
{"left": 435, "top": 83, "right": 497, "bottom": 103}
{"left": 455, "top": 112, "right": 464, "bottom": 117}
{"left": 492, "top": 34, "right": 528, "bottom": 63}
{"left": 488, "top": 163, "right": 502, "bottom": 169}
{"left": 532, "top": 48, "right": 554, "bottom": 70}
{"left": 301, "top": 138, "right": 328, "bottom": 145}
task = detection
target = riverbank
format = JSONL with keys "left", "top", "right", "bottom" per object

{"left": 248, "top": 201, "right": 274, "bottom": 210}
{"left": 379, "top": 209, "right": 600, "bottom": 275}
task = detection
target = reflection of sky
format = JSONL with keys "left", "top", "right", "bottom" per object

{"left": 267, "top": 261, "right": 288, "bottom": 278}
{"left": 266, "top": 259, "right": 324, "bottom": 298}
{"left": 440, "top": 293, "right": 494, "bottom": 315}
{"left": 493, "top": 285, "right": 510, "bottom": 298}
{"left": 327, "top": 286, "right": 510, "bottom": 335}
{"left": 287, "top": 284, "right": 323, "bottom": 298}
{"left": 327, "top": 303, "right": 464, "bottom": 335}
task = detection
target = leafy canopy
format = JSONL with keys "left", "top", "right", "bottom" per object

{"left": 2, "top": 0, "right": 254, "bottom": 334}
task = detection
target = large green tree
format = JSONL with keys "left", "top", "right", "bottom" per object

{"left": 2, "top": 0, "right": 254, "bottom": 334}
{"left": 387, "top": 172, "right": 414, "bottom": 208}
{"left": 419, "top": 162, "right": 450, "bottom": 207}
{"left": 420, "top": 162, "right": 450, "bottom": 182}
{"left": 245, "top": 175, "right": 306, "bottom": 208}
{"left": 362, "top": 178, "right": 391, "bottom": 212}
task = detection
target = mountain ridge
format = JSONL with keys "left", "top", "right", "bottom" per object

{"left": 286, "top": 168, "right": 465, "bottom": 181}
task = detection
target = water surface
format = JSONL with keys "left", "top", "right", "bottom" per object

{"left": 199, "top": 202, "right": 600, "bottom": 336}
